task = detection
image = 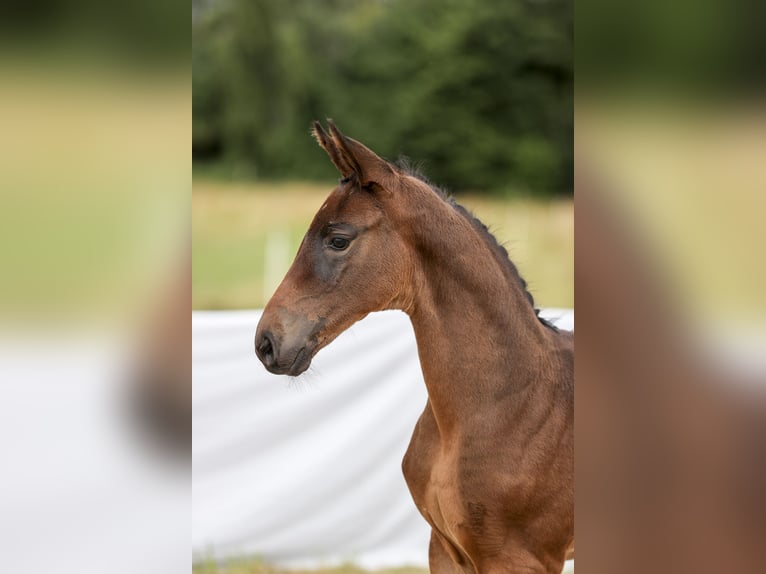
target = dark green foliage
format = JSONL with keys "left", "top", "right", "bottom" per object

{"left": 193, "top": 0, "right": 572, "bottom": 195}
{"left": 576, "top": 0, "right": 766, "bottom": 98}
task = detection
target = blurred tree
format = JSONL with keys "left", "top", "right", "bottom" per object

{"left": 193, "top": 0, "right": 573, "bottom": 195}
{"left": 577, "top": 0, "right": 766, "bottom": 98}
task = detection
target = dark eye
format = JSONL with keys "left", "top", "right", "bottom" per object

{"left": 329, "top": 236, "right": 350, "bottom": 251}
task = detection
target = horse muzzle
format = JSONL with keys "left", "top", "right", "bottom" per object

{"left": 255, "top": 310, "right": 322, "bottom": 376}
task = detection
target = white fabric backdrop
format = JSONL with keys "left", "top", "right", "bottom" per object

{"left": 0, "top": 337, "right": 188, "bottom": 574}
{"left": 193, "top": 309, "right": 574, "bottom": 569}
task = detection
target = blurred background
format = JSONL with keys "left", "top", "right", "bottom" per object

{"left": 576, "top": 1, "right": 766, "bottom": 573}
{"left": 192, "top": 0, "right": 573, "bottom": 311}
{"left": 0, "top": 2, "right": 189, "bottom": 574}
{"left": 577, "top": 0, "right": 766, "bottom": 329}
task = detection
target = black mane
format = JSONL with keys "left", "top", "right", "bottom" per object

{"left": 396, "top": 159, "right": 558, "bottom": 332}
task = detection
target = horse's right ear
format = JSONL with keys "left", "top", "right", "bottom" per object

{"left": 312, "top": 120, "right": 394, "bottom": 187}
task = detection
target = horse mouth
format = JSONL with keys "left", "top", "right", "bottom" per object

{"left": 259, "top": 345, "right": 313, "bottom": 377}
{"left": 286, "top": 347, "right": 312, "bottom": 376}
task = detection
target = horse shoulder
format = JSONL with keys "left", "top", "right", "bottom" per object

{"left": 402, "top": 399, "right": 440, "bottom": 508}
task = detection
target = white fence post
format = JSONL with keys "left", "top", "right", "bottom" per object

{"left": 264, "top": 231, "right": 291, "bottom": 299}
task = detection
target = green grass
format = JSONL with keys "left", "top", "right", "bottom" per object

{"left": 192, "top": 179, "right": 573, "bottom": 310}
{"left": 578, "top": 103, "right": 766, "bottom": 322}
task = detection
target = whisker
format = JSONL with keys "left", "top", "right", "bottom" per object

{"left": 286, "top": 365, "right": 321, "bottom": 393}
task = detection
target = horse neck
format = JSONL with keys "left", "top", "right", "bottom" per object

{"left": 402, "top": 205, "right": 555, "bottom": 435}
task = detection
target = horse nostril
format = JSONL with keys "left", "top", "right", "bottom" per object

{"left": 256, "top": 331, "right": 276, "bottom": 365}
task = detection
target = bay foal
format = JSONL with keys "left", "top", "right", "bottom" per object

{"left": 255, "top": 122, "right": 573, "bottom": 573}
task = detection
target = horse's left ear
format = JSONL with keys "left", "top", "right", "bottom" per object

{"left": 313, "top": 120, "right": 394, "bottom": 187}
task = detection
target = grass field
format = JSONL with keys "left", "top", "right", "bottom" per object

{"left": 193, "top": 560, "right": 427, "bottom": 574}
{"left": 578, "top": 104, "right": 766, "bottom": 324}
{"left": 192, "top": 180, "right": 573, "bottom": 310}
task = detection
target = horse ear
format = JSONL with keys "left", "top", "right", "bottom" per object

{"left": 312, "top": 121, "right": 355, "bottom": 179}
{"left": 312, "top": 120, "right": 394, "bottom": 186}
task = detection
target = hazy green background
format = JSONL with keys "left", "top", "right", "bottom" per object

{"left": 192, "top": 0, "right": 574, "bottom": 311}
{"left": 192, "top": 180, "right": 573, "bottom": 309}
{"left": 193, "top": 0, "right": 572, "bottom": 196}
{"left": 0, "top": 0, "right": 189, "bottom": 323}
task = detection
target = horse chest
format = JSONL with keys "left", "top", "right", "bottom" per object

{"left": 402, "top": 405, "right": 496, "bottom": 563}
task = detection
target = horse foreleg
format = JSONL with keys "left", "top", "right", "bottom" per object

{"left": 429, "top": 529, "right": 470, "bottom": 573}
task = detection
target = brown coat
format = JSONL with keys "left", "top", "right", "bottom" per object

{"left": 256, "top": 122, "right": 573, "bottom": 573}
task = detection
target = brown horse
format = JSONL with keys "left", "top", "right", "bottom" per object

{"left": 255, "top": 121, "right": 573, "bottom": 573}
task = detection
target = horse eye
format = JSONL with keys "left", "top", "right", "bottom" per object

{"left": 329, "top": 236, "right": 350, "bottom": 251}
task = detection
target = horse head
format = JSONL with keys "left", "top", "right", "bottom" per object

{"left": 255, "top": 121, "right": 422, "bottom": 375}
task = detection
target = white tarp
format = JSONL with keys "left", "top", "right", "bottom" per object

{"left": 193, "top": 309, "right": 574, "bottom": 569}
{"left": 0, "top": 337, "right": 188, "bottom": 574}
